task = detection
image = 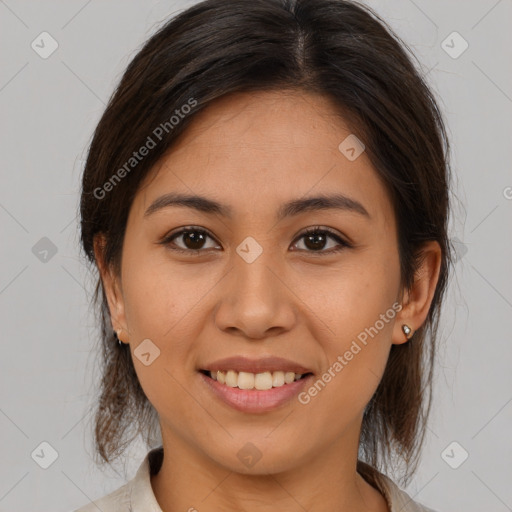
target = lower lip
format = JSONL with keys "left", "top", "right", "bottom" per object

{"left": 199, "top": 372, "right": 314, "bottom": 413}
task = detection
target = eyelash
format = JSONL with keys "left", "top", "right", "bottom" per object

{"left": 159, "top": 225, "right": 352, "bottom": 256}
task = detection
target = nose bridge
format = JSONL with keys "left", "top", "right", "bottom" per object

{"left": 214, "top": 234, "right": 296, "bottom": 338}
{"left": 233, "top": 234, "right": 280, "bottom": 303}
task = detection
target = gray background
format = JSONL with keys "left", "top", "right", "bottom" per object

{"left": 1, "top": 0, "right": 511, "bottom": 511}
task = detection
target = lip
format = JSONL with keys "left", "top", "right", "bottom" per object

{"left": 199, "top": 371, "right": 314, "bottom": 413}
{"left": 200, "top": 355, "right": 314, "bottom": 374}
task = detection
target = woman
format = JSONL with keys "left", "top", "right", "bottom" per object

{"left": 75, "top": 0, "right": 451, "bottom": 510}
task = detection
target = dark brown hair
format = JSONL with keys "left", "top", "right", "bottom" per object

{"left": 79, "top": 0, "right": 452, "bottom": 486}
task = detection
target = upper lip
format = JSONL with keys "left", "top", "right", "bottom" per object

{"left": 200, "top": 356, "right": 314, "bottom": 375}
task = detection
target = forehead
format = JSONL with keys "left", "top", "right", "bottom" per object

{"left": 132, "top": 90, "right": 394, "bottom": 227}
{"left": 161, "top": 89, "right": 354, "bottom": 163}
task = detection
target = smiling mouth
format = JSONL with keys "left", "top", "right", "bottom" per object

{"left": 199, "top": 369, "right": 314, "bottom": 391}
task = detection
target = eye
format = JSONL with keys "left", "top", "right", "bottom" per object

{"left": 291, "top": 226, "right": 351, "bottom": 254}
{"left": 159, "top": 225, "right": 351, "bottom": 255}
{"left": 160, "top": 227, "right": 220, "bottom": 254}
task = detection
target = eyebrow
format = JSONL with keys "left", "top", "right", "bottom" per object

{"left": 144, "top": 192, "right": 370, "bottom": 220}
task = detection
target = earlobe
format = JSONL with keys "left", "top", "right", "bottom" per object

{"left": 392, "top": 240, "right": 442, "bottom": 345}
{"left": 93, "top": 234, "right": 128, "bottom": 338}
{"left": 401, "top": 324, "right": 412, "bottom": 339}
{"left": 115, "top": 328, "right": 128, "bottom": 344}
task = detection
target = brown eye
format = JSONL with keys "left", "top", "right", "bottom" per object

{"left": 161, "top": 227, "right": 220, "bottom": 254}
{"left": 291, "top": 227, "right": 350, "bottom": 254}
{"left": 160, "top": 225, "right": 350, "bottom": 256}
{"left": 179, "top": 230, "right": 208, "bottom": 250}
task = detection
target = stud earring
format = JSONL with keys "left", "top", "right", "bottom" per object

{"left": 401, "top": 324, "right": 412, "bottom": 339}
{"left": 116, "top": 328, "right": 125, "bottom": 345}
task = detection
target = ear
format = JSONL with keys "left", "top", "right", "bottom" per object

{"left": 392, "top": 240, "right": 442, "bottom": 345}
{"left": 93, "top": 233, "right": 129, "bottom": 343}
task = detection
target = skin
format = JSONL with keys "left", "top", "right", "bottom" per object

{"left": 95, "top": 90, "right": 441, "bottom": 512}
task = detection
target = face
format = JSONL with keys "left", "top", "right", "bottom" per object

{"left": 101, "top": 90, "right": 410, "bottom": 475}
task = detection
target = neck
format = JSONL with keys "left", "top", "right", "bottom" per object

{"left": 150, "top": 427, "right": 389, "bottom": 512}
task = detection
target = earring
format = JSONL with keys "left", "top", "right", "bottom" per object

{"left": 401, "top": 324, "right": 412, "bottom": 339}
{"left": 116, "top": 328, "right": 125, "bottom": 345}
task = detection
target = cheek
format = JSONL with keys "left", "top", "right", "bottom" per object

{"left": 312, "top": 252, "right": 400, "bottom": 339}
{"left": 121, "top": 247, "right": 194, "bottom": 338}
{"left": 120, "top": 257, "right": 197, "bottom": 415}
{"left": 300, "top": 305, "right": 396, "bottom": 433}
{"left": 122, "top": 266, "right": 169, "bottom": 336}
{"left": 308, "top": 250, "right": 400, "bottom": 401}
{"left": 120, "top": 250, "right": 216, "bottom": 375}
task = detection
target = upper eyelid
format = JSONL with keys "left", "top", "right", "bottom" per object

{"left": 163, "top": 226, "right": 219, "bottom": 245}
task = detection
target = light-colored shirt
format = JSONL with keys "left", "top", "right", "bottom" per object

{"left": 73, "top": 446, "right": 437, "bottom": 512}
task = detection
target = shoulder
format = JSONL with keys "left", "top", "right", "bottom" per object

{"left": 376, "top": 472, "right": 438, "bottom": 512}
{"left": 358, "top": 461, "right": 439, "bottom": 512}
{"left": 72, "top": 446, "right": 164, "bottom": 512}
{"left": 72, "top": 482, "right": 131, "bottom": 512}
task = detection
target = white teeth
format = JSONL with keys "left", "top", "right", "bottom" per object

{"left": 225, "top": 370, "right": 238, "bottom": 387}
{"left": 254, "top": 371, "right": 273, "bottom": 390}
{"left": 285, "top": 371, "right": 295, "bottom": 384}
{"left": 207, "top": 369, "right": 307, "bottom": 390}
{"left": 238, "top": 371, "right": 255, "bottom": 390}
{"left": 272, "top": 371, "right": 285, "bottom": 387}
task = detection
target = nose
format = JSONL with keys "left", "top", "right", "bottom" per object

{"left": 214, "top": 245, "right": 297, "bottom": 340}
